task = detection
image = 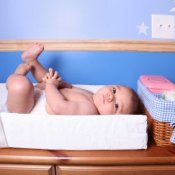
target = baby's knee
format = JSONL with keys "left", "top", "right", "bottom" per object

{"left": 6, "top": 75, "right": 33, "bottom": 94}
{"left": 6, "top": 75, "right": 35, "bottom": 113}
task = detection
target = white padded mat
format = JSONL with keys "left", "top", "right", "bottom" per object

{"left": 0, "top": 113, "right": 147, "bottom": 150}
{"left": 0, "top": 83, "right": 148, "bottom": 150}
{"left": 0, "top": 84, "right": 7, "bottom": 111}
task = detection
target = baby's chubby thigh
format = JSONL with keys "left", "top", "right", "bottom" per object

{"left": 6, "top": 75, "right": 35, "bottom": 113}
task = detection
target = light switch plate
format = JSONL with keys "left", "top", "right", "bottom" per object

{"left": 152, "top": 14, "right": 175, "bottom": 39}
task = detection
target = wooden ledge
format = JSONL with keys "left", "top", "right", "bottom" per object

{"left": 0, "top": 144, "right": 175, "bottom": 165}
{"left": 0, "top": 40, "right": 175, "bottom": 52}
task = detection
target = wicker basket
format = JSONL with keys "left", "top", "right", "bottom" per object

{"left": 146, "top": 110, "right": 174, "bottom": 146}
{"left": 138, "top": 80, "right": 175, "bottom": 147}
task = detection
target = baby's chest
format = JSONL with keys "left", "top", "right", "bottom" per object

{"left": 60, "top": 89, "right": 93, "bottom": 102}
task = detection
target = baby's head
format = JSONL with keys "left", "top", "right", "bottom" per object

{"left": 93, "top": 85, "right": 143, "bottom": 115}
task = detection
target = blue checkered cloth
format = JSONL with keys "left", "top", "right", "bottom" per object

{"left": 137, "top": 80, "right": 175, "bottom": 143}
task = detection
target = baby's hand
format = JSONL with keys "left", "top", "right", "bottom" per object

{"left": 43, "top": 68, "right": 62, "bottom": 87}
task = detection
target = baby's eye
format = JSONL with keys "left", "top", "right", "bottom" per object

{"left": 112, "top": 87, "right": 116, "bottom": 94}
{"left": 115, "top": 103, "right": 118, "bottom": 109}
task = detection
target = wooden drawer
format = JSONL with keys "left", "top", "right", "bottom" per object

{"left": 57, "top": 165, "right": 175, "bottom": 175}
{"left": 0, "top": 164, "right": 55, "bottom": 175}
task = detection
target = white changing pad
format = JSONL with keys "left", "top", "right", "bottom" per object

{"left": 0, "top": 83, "right": 148, "bottom": 150}
{"left": 0, "top": 113, "right": 147, "bottom": 150}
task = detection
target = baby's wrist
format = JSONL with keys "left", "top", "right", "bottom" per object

{"left": 46, "top": 81, "right": 58, "bottom": 87}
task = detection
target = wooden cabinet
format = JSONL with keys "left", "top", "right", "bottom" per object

{"left": 0, "top": 143, "right": 175, "bottom": 175}
{"left": 57, "top": 165, "right": 175, "bottom": 175}
{"left": 0, "top": 164, "right": 55, "bottom": 175}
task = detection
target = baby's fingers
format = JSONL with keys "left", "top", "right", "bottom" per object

{"left": 46, "top": 72, "right": 51, "bottom": 79}
{"left": 42, "top": 73, "right": 50, "bottom": 81}
{"left": 57, "top": 77, "right": 62, "bottom": 82}
{"left": 42, "top": 74, "right": 47, "bottom": 81}
{"left": 48, "top": 68, "right": 54, "bottom": 77}
{"left": 53, "top": 71, "right": 59, "bottom": 79}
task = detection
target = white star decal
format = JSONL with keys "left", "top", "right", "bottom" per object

{"left": 170, "top": 0, "right": 175, "bottom": 12}
{"left": 170, "top": 7, "right": 175, "bottom": 12}
{"left": 137, "top": 22, "right": 149, "bottom": 35}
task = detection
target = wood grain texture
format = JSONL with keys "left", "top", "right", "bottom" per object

{"left": 57, "top": 165, "right": 175, "bottom": 175}
{"left": 0, "top": 144, "right": 175, "bottom": 165}
{"left": 0, "top": 40, "right": 175, "bottom": 52}
{"left": 0, "top": 164, "right": 55, "bottom": 175}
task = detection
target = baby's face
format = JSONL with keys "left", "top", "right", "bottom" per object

{"left": 93, "top": 85, "right": 134, "bottom": 115}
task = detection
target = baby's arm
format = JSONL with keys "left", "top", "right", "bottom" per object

{"left": 43, "top": 69, "right": 66, "bottom": 114}
{"left": 43, "top": 69, "right": 89, "bottom": 115}
{"left": 37, "top": 68, "right": 72, "bottom": 90}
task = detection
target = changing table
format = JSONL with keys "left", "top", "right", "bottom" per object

{"left": 0, "top": 142, "right": 175, "bottom": 175}
{"left": 1, "top": 40, "right": 175, "bottom": 175}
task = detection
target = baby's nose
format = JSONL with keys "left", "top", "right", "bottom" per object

{"left": 107, "top": 93, "right": 114, "bottom": 102}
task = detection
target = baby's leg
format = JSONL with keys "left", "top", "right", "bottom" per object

{"left": 22, "top": 43, "right": 44, "bottom": 63}
{"left": 6, "top": 64, "right": 35, "bottom": 113}
{"left": 22, "top": 43, "right": 47, "bottom": 83}
{"left": 22, "top": 43, "right": 72, "bottom": 89}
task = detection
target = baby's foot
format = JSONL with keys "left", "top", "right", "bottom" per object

{"left": 15, "top": 63, "right": 32, "bottom": 75}
{"left": 22, "top": 43, "right": 44, "bottom": 63}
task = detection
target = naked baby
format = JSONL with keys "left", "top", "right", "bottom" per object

{"left": 6, "top": 43, "right": 142, "bottom": 115}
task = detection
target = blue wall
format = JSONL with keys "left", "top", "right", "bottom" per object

{"left": 0, "top": 0, "right": 175, "bottom": 39}
{"left": 1, "top": 51, "right": 175, "bottom": 90}
{"left": 0, "top": 1, "right": 175, "bottom": 89}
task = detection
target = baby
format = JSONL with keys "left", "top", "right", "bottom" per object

{"left": 6, "top": 43, "right": 142, "bottom": 115}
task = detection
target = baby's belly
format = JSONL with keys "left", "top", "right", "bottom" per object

{"left": 60, "top": 88, "right": 93, "bottom": 102}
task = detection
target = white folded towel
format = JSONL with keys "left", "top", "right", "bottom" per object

{"left": 0, "top": 113, "right": 147, "bottom": 150}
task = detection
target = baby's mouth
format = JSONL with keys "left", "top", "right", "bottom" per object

{"left": 103, "top": 94, "right": 108, "bottom": 104}
{"left": 102, "top": 95, "right": 105, "bottom": 104}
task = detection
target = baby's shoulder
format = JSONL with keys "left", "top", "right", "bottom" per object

{"left": 78, "top": 100, "right": 98, "bottom": 115}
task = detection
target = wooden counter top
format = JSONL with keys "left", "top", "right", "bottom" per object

{"left": 0, "top": 143, "right": 175, "bottom": 166}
